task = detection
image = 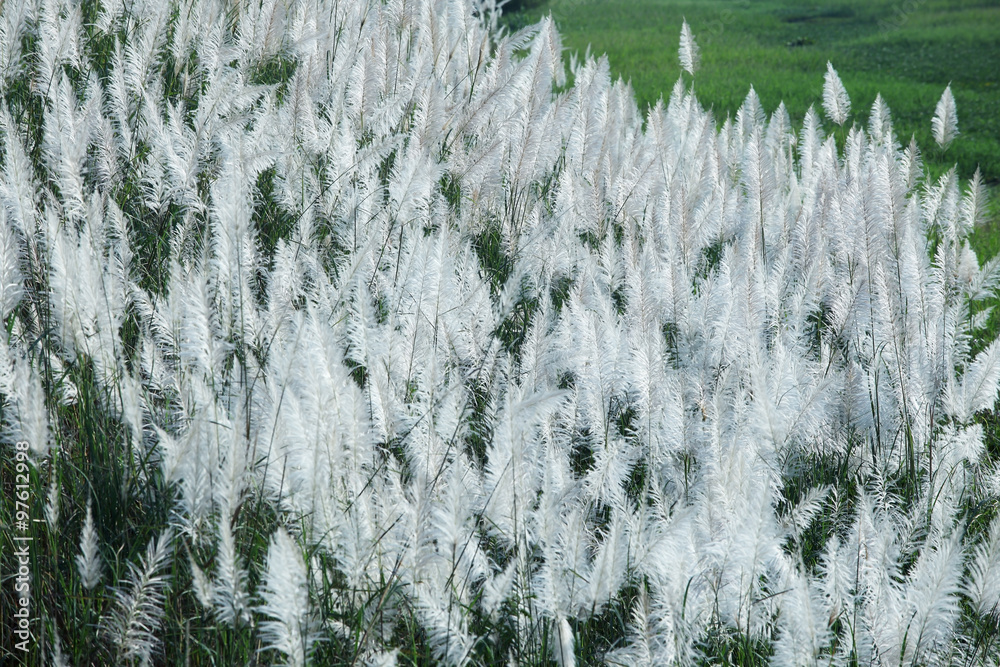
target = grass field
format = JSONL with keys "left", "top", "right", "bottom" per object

{"left": 4, "top": 1, "right": 1000, "bottom": 663}
{"left": 502, "top": 0, "right": 1000, "bottom": 186}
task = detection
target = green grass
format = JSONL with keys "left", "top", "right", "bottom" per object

{"left": 503, "top": 0, "right": 1000, "bottom": 185}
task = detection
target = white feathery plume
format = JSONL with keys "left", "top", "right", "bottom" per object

{"left": 959, "top": 167, "right": 986, "bottom": 234}
{"left": 118, "top": 370, "right": 145, "bottom": 449}
{"left": 678, "top": 21, "right": 699, "bottom": 76}
{"left": 944, "top": 338, "right": 1000, "bottom": 422}
{"left": 238, "top": 0, "right": 283, "bottom": 62}
{"left": 76, "top": 498, "right": 103, "bottom": 590}
{"left": 45, "top": 351, "right": 77, "bottom": 406}
{"left": 932, "top": 84, "right": 958, "bottom": 149}
{"left": 101, "top": 529, "right": 173, "bottom": 665}
{"left": 93, "top": 0, "right": 123, "bottom": 34}
{"left": 609, "top": 584, "right": 677, "bottom": 667}
{"left": 214, "top": 515, "right": 250, "bottom": 625}
{"left": 122, "top": 3, "right": 170, "bottom": 98}
{"left": 773, "top": 570, "right": 830, "bottom": 667}
{"left": 169, "top": 0, "right": 198, "bottom": 66}
{"left": 259, "top": 527, "right": 317, "bottom": 667}
{"left": 899, "top": 531, "right": 964, "bottom": 664}
{"left": 822, "top": 61, "right": 850, "bottom": 126}
{"left": 0, "top": 206, "right": 21, "bottom": 319}
{"left": 0, "top": 11, "right": 7, "bottom": 78}
{"left": 177, "top": 273, "right": 229, "bottom": 380}
{"left": 92, "top": 111, "right": 120, "bottom": 190}
{"left": 42, "top": 72, "right": 94, "bottom": 221}
{"left": 0, "top": 0, "right": 33, "bottom": 75}
{"left": 736, "top": 85, "right": 766, "bottom": 140}
{"left": 366, "top": 649, "right": 400, "bottom": 667}
{"left": 586, "top": 512, "right": 628, "bottom": 611}
{"left": 105, "top": 40, "right": 134, "bottom": 157}
{"left": 780, "top": 486, "right": 830, "bottom": 542}
{"left": 412, "top": 576, "right": 477, "bottom": 667}
{"left": 47, "top": 210, "right": 123, "bottom": 388}
{"left": 50, "top": 627, "right": 69, "bottom": 667}
{"left": 969, "top": 515, "right": 1000, "bottom": 617}
{"left": 869, "top": 93, "right": 893, "bottom": 144}
{"left": 798, "top": 105, "right": 823, "bottom": 179}
{"left": 45, "top": 473, "right": 59, "bottom": 528}
{"left": 189, "top": 554, "right": 215, "bottom": 610}
{"left": 11, "top": 356, "right": 50, "bottom": 459}
{"left": 555, "top": 615, "right": 575, "bottom": 667}
{"left": 818, "top": 533, "right": 853, "bottom": 629}
{"left": 35, "top": 0, "right": 80, "bottom": 94}
{"left": 0, "top": 107, "right": 39, "bottom": 234}
{"left": 901, "top": 134, "right": 922, "bottom": 189}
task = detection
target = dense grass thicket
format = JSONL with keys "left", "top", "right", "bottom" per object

{"left": 2, "top": 0, "right": 1000, "bottom": 665}
{"left": 503, "top": 0, "right": 1000, "bottom": 185}
{"left": 503, "top": 0, "right": 1000, "bottom": 385}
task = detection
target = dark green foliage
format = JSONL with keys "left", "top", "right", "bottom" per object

{"left": 574, "top": 584, "right": 642, "bottom": 664}
{"left": 778, "top": 450, "right": 859, "bottom": 571}
{"left": 698, "top": 625, "right": 775, "bottom": 666}
{"left": 249, "top": 55, "right": 299, "bottom": 103}
{"left": 473, "top": 218, "right": 514, "bottom": 294}
{"left": 550, "top": 274, "right": 574, "bottom": 313}
{"left": 0, "top": 355, "right": 178, "bottom": 665}
{"left": 501, "top": 0, "right": 549, "bottom": 15}
{"left": 253, "top": 166, "right": 300, "bottom": 261}
{"left": 440, "top": 173, "right": 463, "bottom": 214}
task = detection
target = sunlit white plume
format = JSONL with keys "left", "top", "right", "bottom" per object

{"left": 822, "top": 61, "right": 850, "bottom": 125}
{"left": 932, "top": 83, "right": 959, "bottom": 149}
{"left": 678, "top": 20, "right": 699, "bottom": 76}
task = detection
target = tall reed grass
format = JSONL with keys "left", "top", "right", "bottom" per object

{"left": 1, "top": 1, "right": 998, "bottom": 665}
